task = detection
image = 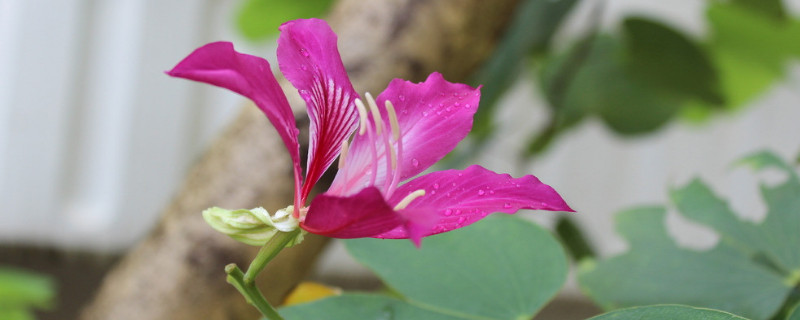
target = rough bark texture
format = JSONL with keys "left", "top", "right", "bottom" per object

{"left": 79, "top": 0, "right": 520, "bottom": 319}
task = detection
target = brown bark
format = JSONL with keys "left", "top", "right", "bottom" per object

{"left": 79, "top": 0, "right": 520, "bottom": 319}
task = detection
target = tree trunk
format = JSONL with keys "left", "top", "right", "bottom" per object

{"left": 79, "top": 0, "right": 520, "bottom": 319}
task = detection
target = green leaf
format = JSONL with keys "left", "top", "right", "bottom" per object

{"left": 580, "top": 151, "right": 800, "bottom": 319}
{"left": 281, "top": 294, "right": 460, "bottom": 320}
{"left": 0, "top": 308, "right": 35, "bottom": 320}
{"left": 555, "top": 216, "right": 596, "bottom": 262}
{"left": 788, "top": 302, "right": 800, "bottom": 320}
{"left": 730, "top": 0, "right": 787, "bottom": 21}
{"left": 0, "top": 266, "right": 55, "bottom": 309}
{"left": 588, "top": 305, "right": 749, "bottom": 320}
{"left": 235, "top": 0, "right": 333, "bottom": 42}
{"left": 706, "top": 1, "right": 800, "bottom": 107}
{"left": 673, "top": 151, "right": 800, "bottom": 274}
{"left": 282, "top": 215, "right": 568, "bottom": 320}
{"left": 470, "top": 0, "right": 578, "bottom": 140}
{"left": 540, "top": 36, "right": 684, "bottom": 135}
{"left": 622, "top": 17, "right": 723, "bottom": 105}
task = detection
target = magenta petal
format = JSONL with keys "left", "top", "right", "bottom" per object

{"left": 374, "top": 165, "right": 573, "bottom": 239}
{"left": 278, "top": 19, "right": 360, "bottom": 202}
{"left": 302, "top": 187, "right": 402, "bottom": 238}
{"left": 377, "top": 72, "right": 480, "bottom": 180}
{"left": 167, "top": 41, "right": 303, "bottom": 206}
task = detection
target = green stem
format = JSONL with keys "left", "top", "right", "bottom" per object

{"left": 225, "top": 229, "right": 300, "bottom": 320}
{"left": 226, "top": 264, "right": 284, "bottom": 320}
{"left": 244, "top": 229, "right": 301, "bottom": 283}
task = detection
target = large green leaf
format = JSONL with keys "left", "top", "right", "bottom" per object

{"left": 235, "top": 0, "right": 333, "bottom": 41}
{"left": 540, "top": 36, "right": 684, "bottom": 135}
{"left": 622, "top": 17, "right": 723, "bottom": 105}
{"left": 579, "top": 152, "right": 800, "bottom": 319}
{"left": 470, "top": 0, "right": 578, "bottom": 139}
{"left": 282, "top": 215, "right": 568, "bottom": 320}
{"left": 588, "top": 305, "right": 749, "bottom": 320}
{"left": 280, "top": 294, "right": 456, "bottom": 320}
{"left": 673, "top": 152, "right": 800, "bottom": 274}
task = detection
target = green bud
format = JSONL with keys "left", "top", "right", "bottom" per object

{"left": 202, "top": 206, "right": 304, "bottom": 246}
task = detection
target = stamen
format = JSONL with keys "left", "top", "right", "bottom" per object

{"left": 385, "top": 100, "right": 401, "bottom": 141}
{"left": 355, "top": 99, "right": 368, "bottom": 135}
{"left": 365, "top": 93, "right": 383, "bottom": 135}
{"left": 389, "top": 144, "right": 397, "bottom": 170}
{"left": 338, "top": 139, "right": 349, "bottom": 169}
{"left": 393, "top": 189, "right": 426, "bottom": 211}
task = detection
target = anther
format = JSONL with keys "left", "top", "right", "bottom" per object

{"left": 385, "top": 100, "right": 400, "bottom": 141}
{"left": 393, "top": 189, "right": 426, "bottom": 211}
{"left": 365, "top": 93, "right": 383, "bottom": 135}
{"left": 354, "top": 99, "right": 368, "bottom": 135}
{"left": 338, "top": 140, "right": 349, "bottom": 169}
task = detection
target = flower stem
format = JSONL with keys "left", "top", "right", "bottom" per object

{"left": 225, "top": 229, "right": 301, "bottom": 320}
{"left": 245, "top": 229, "right": 301, "bottom": 283}
{"left": 225, "top": 264, "right": 284, "bottom": 320}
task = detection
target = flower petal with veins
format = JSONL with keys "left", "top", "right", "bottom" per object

{"left": 278, "top": 19, "right": 360, "bottom": 203}
{"left": 375, "top": 165, "right": 574, "bottom": 239}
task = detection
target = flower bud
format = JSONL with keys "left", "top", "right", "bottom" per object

{"left": 202, "top": 206, "right": 303, "bottom": 246}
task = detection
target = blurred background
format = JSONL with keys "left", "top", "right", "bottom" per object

{"left": 1, "top": 0, "right": 799, "bottom": 319}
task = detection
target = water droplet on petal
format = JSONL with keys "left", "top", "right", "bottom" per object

{"left": 299, "top": 48, "right": 310, "bottom": 57}
{"left": 455, "top": 209, "right": 462, "bottom": 215}
{"left": 398, "top": 95, "right": 406, "bottom": 101}
{"left": 477, "top": 190, "right": 485, "bottom": 196}
{"left": 454, "top": 102, "right": 460, "bottom": 107}
{"left": 457, "top": 217, "right": 466, "bottom": 223}
{"left": 433, "top": 183, "right": 439, "bottom": 189}
{"left": 503, "top": 203, "right": 512, "bottom": 209}
{"left": 430, "top": 190, "right": 436, "bottom": 195}
{"left": 411, "top": 158, "right": 420, "bottom": 167}
{"left": 465, "top": 104, "right": 471, "bottom": 109}
{"left": 301, "top": 65, "right": 308, "bottom": 70}
{"left": 457, "top": 173, "right": 463, "bottom": 177}
{"left": 444, "top": 209, "right": 452, "bottom": 216}
{"left": 489, "top": 190, "right": 495, "bottom": 195}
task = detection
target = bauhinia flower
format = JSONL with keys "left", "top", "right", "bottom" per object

{"left": 168, "top": 18, "right": 572, "bottom": 246}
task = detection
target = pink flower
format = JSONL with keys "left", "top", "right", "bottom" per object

{"left": 168, "top": 19, "right": 572, "bottom": 246}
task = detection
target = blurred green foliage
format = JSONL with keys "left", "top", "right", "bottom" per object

{"left": 0, "top": 266, "right": 55, "bottom": 320}
{"left": 579, "top": 152, "right": 800, "bottom": 319}
{"left": 236, "top": 0, "right": 334, "bottom": 41}
{"left": 469, "top": 0, "right": 800, "bottom": 159}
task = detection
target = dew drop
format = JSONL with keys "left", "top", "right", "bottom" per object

{"left": 455, "top": 209, "right": 462, "bottom": 215}
{"left": 433, "top": 183, "right": 440, "bottom": 189}
{"left": 430, "top": 190, "right": 436, "bottom": 195}
{"left": 301, "top": 65, "right": 308, "bottom": 71}
{"left": 489, "top": 190, "right": 495, "bottom": 195}
{"left": 454, "top": 102, "right": 460, "bottom": 107}
{"left": 412, "top": 158, "right": 420, "bottom": 167}
{"left": 398, "top": 95, "right": 406, "bottom": 101}
{"left": 465, "top": 104, "right": 471, "bottom": 109}
{"left": 503, "top": 203, "right": 512, "bottom": 209}
{"left": 457, "top": 217, "right": 466, "bottom": 223}
{"left": 457, "top": 173, "right": 463, "bottom": 177}
{"left": 299, "top": 48, "right": 310, "bottom": 57}
{"left": 477, "top": 190, "right": 485, "bottom": 196}
{"left": 452, "top": 92, "right": 458, "bottom": 97}
{"left": 445, "top": 107, "right": 452, "bottom": 112}
{"left": 444, "top": 209, "right": 452, "bottom": 216}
